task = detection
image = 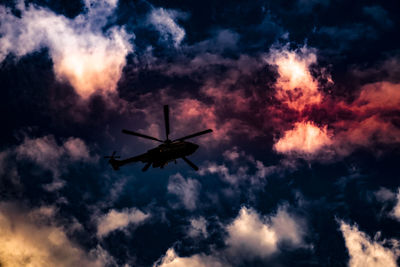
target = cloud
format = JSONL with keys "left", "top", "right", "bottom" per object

{"left": 339, "top": 221, "right": 400, "bottom": 267}
{"left": 352, "top": 81, "right": 400, "bottom": 111}
{"left": 391, "top": 189, "right": 400, "bottom": 221}
{"left": 265, "top": 45, "right": 323, "bottom": 111}
{"left": 373, "top": 187, "right": 400, "bottom": 222}
{"left": 266, "top": 45, "right": 400, "bottom": 161}
{"left": 374, "top": 187, "right": 396, "bottom": 202}
{"left": 96, "top": 208, "right": 150, "bottom": 237}
{"left": 155, "top": 205, "right": 305, "bottom": 266}
{"left": 153, "top": 248, "right": 227, "bottom": 267}
{"left": 12, "top": 134, "right": 96, "bottom": 191}
{"left": 0, "top": 0, "right": 133, "bottom": 98}
{"left": 225, "top": 206, "right": 304, "bottom": 259}
{"left": 0, "top": 202, "right": 115, "bottom": 267}
{"left": 363, "top": 5, "right": 393, "bottom": 29}
{"left": 63, "top": 137, "right": 91, "bottom": 160}
{"left": 187, "top": 217, "right": 208, "bottom": 239}
{"left": 148, "top": 8, "right": 186, "bottom": 48}
{"left": 296, "top": 0, "right": 330, "bottom": 13}
{"left": 168, "top": 173, "right": 201, "bottom": 211}
{"left": 274, "top": 121, "right": 333, "bottom": 158}
{"left": 331, "top": 82, "right": 400, "bottom": 156}
{"left": 225, "top": 207, "right": 279, "bottom": 257}
{"left": 15, "top": 135, "right": 94, "bottom": 176}
{"left": 199, "top": 148, "right": 276, "bottom": 186}
{"left": 317, "top": 24, "right": 377, "bottom": 50}
{"left": 15, "top": 135, "right": 64, "bottom": 175}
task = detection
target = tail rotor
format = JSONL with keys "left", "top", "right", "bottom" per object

{"left": 104, "top": 151, "right": 121, "bottom": 170}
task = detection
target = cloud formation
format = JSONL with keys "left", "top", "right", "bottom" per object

{"left": 225, "top": 206, "right": 304, "bottom": 258}
{"left": 274, "top": 121, "right": 333, "bottom": 158}
{"left": 168, "top": 173, "right": 201, "bottom": 211}
{"left": 15, "top": 135, "right": 94, "bottom": 179}
{"left": 0, "top": 0, "right": 133, "bottom": 98}
{"left": 155, "top": 205, "right": 305, "bottom": 266}
{"left": 0, "top": 202, "right": 115, "bottom": 267}
{"left": 96, "top": 208, "right": 150, "bottom": 237}
{"left": 340, "top": 221, "right": 400, "bottom": 267}
{"left": 268, "top": 46, "right": 400, "bottom": 161}
{"left": 187, "top": 217, "right": 208, "bottom": 239}
{"left": 148, "top": 8, "right": 186, "bottom": 48}
{"left": 265, "top": 45, "right": 323, "bottom": 111}
{"left": 154, "top": 248, "right": 226, "bottom": 267}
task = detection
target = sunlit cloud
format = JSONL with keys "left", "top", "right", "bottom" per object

{"left": 155, "top": 205, "right": 305, "bottom": 266}
{"left": 96, "top": 208, "right": 150, "bottom": 237}
{"left": 154, "top": 248, "right": 226, "bottom": 267}
{"left": 274, "top": 121, "right": 333, "bottom": 157}
{"left": 0, "top": 202, "right": 115, "bottom": 267}
{"left": 226, "top": 206, "right": 304, "bottom": 258}
{"left": 0, "top": 0, "right": 133, "bottom": 98}
{"left": 340, "top": 221, "right": 400, "bottom": 267}
{"left": 265, "top": 45, "right": 323, "bottom": 111}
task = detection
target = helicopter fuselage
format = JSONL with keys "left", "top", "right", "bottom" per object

{"left": 147, "top": 141, "right": 199, "bottom": 167}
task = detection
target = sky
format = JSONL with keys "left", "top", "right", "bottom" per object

{"left": 0, "top": 0, "right": 400, "bottom": 266}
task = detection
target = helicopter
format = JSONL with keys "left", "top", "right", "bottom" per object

{"left": 105, "top": 105, "right": 213, "bottom": 171}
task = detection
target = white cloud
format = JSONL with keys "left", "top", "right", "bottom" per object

{"left": 187, "top": 217, "right": 208, "bottom": 239}
{"left": 375, "top": 187, "right": 396, "bottom": 202}
{"left": 155, "top": 205, "right": 305, "bottom": 266}
{"left": 373, "top": 187, "right": 400, "bottom": 222}
{"left": 96, "top": 208, "right": 150, "bottom": 237}
{"left": 168, "top": 173, "right": 201, "bottom": 211}
{"left": 339, "top": 221, "right": 400, "bottom": 267}
{"left": 391, "top": 189, "right": 400, "bottom": 221}
{"left": 148, "top": 8, "right": 186, "bottom": 47}
{"left": 0, "top": 202, "right": 115, "bottom": 267}
{"left": 0, "top": 0, "right": 133, "bottom": 98}
{"left": 15, "top": 135, "right": 95, "bottom": 190}
{"left": 15, "top": 135, "right": 63, "bottom": 175}
{"left": 153, "top": 248, "right": 227, "bottom": 267}
{"left": 199, "top": 148, "right": 276, "bottom": 186}
{"left": 225, "top": 207, "right": 278, "bottom": 257}
{"left": 226, "top": 206, "right": 304, "bottom": 259}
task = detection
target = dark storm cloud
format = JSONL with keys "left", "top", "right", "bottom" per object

{"left": 363, "top": 5, "right": 394, "bottom": 29}
{"left": 1, "top": 0, "right": 400, "bottom": 266}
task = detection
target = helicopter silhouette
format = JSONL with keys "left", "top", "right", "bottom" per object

{"left": 105, "top": 105, "right": 213, "bottom": 171}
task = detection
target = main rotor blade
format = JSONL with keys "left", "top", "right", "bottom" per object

{"left": 122, "top": 129, "right": 163, "bottom": 142}
{"left": 174, "top": 129, "right": 213, "bottom": 141}
{"left": 164, "top": 105, "right": 170, "bottom": 140}
{"left": 182, "top": 157, "right": 199, "bottom": 171}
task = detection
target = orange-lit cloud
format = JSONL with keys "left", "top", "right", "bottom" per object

{"left": 268, "top": 45, "right": 400, "bottom": 160}
{"left": 266, "top": 45, "right": 324, "bottom": 111}
{"left": 0, "top": 0, "right": 133, "bottom": 98}
{"left": 330, "top": 81, "right": 400, "bottom": 156}
{"left": 274, "top": 121, "right": 333, "bottom": 157}
{"left": 353, "top": 81, "right": 400, "bottom": 111}
{"left": 0, "top": 202, "right": 115, "bottom": 267}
